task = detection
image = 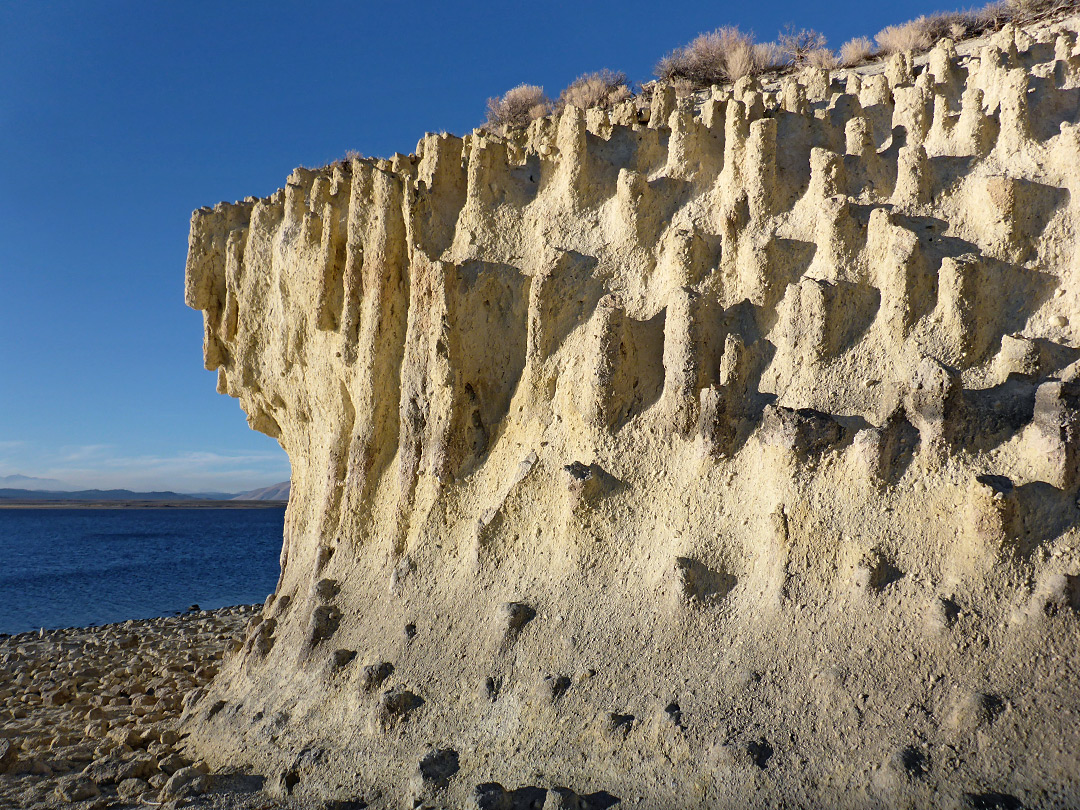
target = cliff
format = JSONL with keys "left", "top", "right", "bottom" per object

{"left": 184, "top": 18, "right": 1080, "bottom": 809}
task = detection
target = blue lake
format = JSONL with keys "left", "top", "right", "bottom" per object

{"left": 0, "top": 508, "right": 285, "bottom": 635}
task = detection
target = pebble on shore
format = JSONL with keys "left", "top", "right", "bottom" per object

{"left": 0, "top": 605, "right": 271, "bottom": 809}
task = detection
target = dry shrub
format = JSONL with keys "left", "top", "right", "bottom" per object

{"left": 485, "top": 84, "right": 552, "bottom": 133}
{"left": 327, "top": 149, "right": 362, "bottom": 170}
{"left": 807, "top": 48, "right": 840, "bottom": 69}
{"left": 656, "top": 26, "right": 776, "bottom": 88}
{"left": 670, "top": 78, "right": 698, "bottom": 98}
{"left": 974, "top": 0, "right": 1018, "bottom": 28}
{"left": 870, "top": 0, "right": 1053, "bottom": 57}
{"left": 556, "top": 70, "right": 632, "bottom": 113}
{"left": 753, "top": 41, "right": 785, "bottom": 72}
{"left": 948, "top": 19, "right": 972, "bottom": 38}
{"left": 875, "top": 19, "right": 936, "bottom": 54}
{"left": 1003, "top": 0, "right": 1073, "bottom": 19}
{"left": 778, "top": 26, "right": 829, "bottom": 66}
{"left": 839, "top": 36, "right": 875, "bottom": 65}
{"left": 921, "top": 11, "right": 984, "bottom": 39}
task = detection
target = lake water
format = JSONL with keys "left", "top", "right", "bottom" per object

{"left": 0, "top": 508, "right": 285, "bottom": 635}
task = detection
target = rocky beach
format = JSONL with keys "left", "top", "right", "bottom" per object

{"left": 0, "top": 606, "right": 284, "bottom": 810}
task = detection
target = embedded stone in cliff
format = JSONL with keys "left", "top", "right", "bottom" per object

{"left": 760, "top": 405, "right": 844, "bottom": 457}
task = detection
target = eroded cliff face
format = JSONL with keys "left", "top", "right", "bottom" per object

{"left": 185, "top": 19, "right": 1080, "bottom": 809}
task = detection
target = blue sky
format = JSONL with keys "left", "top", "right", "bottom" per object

{"left": 0, "top": 0, "right": 948, "bottom": 492}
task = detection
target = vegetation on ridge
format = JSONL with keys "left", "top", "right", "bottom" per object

{"left": 655, "top": 26, "right": 784, "bottom": 87}
{"left": 554, "top": 70, "right": 633, "bottom": 115}
{"left": 484, "top": 84, "right": 552, "bottom": 136}
{"left": 481, "top": 0, "right": 1078, "bottom": 132}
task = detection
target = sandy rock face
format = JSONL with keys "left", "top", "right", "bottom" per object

{"left": 186, "top": 17, "right": 1080, "bottom": 809}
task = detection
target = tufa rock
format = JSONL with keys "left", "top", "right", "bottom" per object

{"left": 182, "top": 16, "right": 1080, "bottom": 808}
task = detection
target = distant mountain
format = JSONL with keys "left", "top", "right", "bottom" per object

{"left": 233, "top": 481, "right": 290, "bottom": 501}
{"left": 0, "top": 474, "right": 72, "bottom": 490}
{"left": 0, "top": 488, "right": 204, "bottom": 501}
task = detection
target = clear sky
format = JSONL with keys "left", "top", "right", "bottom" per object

{"left": 0, "top": 0, "right": 949, "bottom": 493}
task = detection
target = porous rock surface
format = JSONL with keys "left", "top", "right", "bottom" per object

{"left": 185, "top": 17, "right": 1080, "bottom": 809}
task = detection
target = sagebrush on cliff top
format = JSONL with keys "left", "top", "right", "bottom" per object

{"left": 481, "top": 0, "right": 1078, "bottom": 132}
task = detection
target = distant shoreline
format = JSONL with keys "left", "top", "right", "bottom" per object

{"left": 0, "top": 499, "right": 288, "bottom": 509}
